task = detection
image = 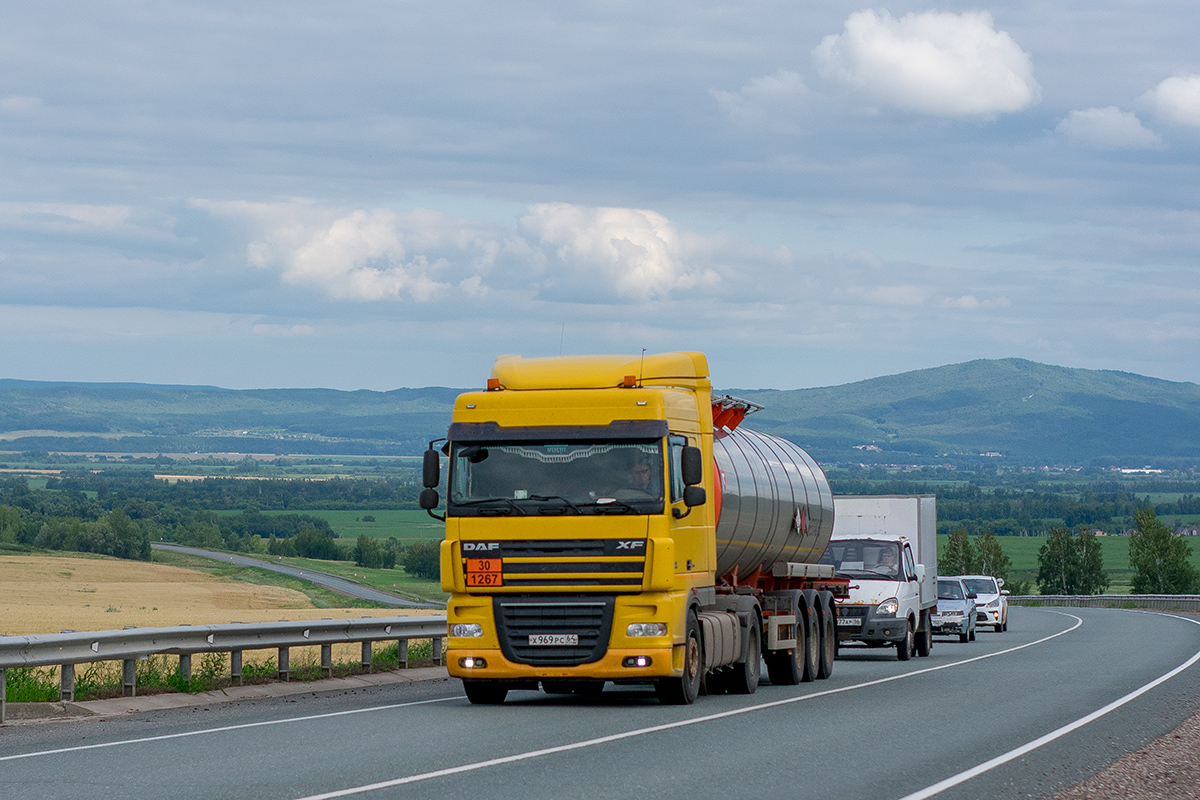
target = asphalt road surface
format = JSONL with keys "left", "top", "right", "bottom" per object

{"left": 4, "top": 607, "right": 1200, "bottom": 800}
{"left": 151, "top": 543, "right": 444, "bottom": 609}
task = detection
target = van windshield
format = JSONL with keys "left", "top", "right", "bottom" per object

{"left": 819, "top": 540, "right": 902, "bottom": 579}
{"left": 447, "top": 439, "right": 664, "bottom": 516}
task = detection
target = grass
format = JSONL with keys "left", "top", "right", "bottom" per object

{"left": 250, "top": 553, "right": 447, "bottom": 603}
{"left": 3, "top": 640, "right": 442, "bottom": 702}
{"left": 936, "top": 533, "right": 1200, "bottom": 594}
{"left": 210, "top": 508, "right": 443, "bottom": 544}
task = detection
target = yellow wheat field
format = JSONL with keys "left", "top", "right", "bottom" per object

{"left": 0, "top": 554, "right": 435, "bottom": 637}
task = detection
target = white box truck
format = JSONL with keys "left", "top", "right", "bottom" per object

{"left": 821, "top": 495, "right": 937, "bottom": 660}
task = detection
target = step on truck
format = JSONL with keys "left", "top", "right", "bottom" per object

{"left": 421, "top": 351, "right": 850, "bottom": 704}
{"left": 822, "top": 495, "right": 938, "bottom": 660}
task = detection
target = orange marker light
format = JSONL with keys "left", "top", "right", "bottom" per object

{"left": 486, "top": 378, "right": 501, "bottom": 391}
{"left": 621, "top": 375, "right": 637, "bottom": 388}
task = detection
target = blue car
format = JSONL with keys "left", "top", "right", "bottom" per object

{"left": 932, "top": 577, "right": 977, "bottom": 642}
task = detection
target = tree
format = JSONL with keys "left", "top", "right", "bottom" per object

{"left": 940, "top": 528, "right": 977, "bottom": 576}
{"left": 974, "top": 530, "right": 1012, "bottom": 583}
{"left": 1129, "top": 507, "right": 1198, "bottom": 594}
{"left": 401, "top": 540, "right": 441, "bottom": 580}
{"left": 1037, "top": 526, "right": 1108, "bottom": 595}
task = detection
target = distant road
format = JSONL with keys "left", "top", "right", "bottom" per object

{"left": 151, "top": 543, "right": 445, "bottom": 609}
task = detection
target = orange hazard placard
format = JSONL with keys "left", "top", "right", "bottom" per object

{"left": 465, "top": 558, "right": 503, "bottom": 587}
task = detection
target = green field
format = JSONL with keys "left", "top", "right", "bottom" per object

{"left": 935, "top": 534, "right": 1200, "bottom": 594}
{"left": 264, "top": 554, "right": 447, "bottom": 603}
{"left": 213, "top": 509, "right": 443, "bottom": 545}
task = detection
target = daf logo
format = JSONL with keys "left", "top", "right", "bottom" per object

{"left": 616, "top": 540, "right": 646, "bottom": 550}
{"left": 462, "top": 542, "right": 501, "bottom": 552}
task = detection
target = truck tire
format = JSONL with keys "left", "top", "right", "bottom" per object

{"left": 656, "top": 613, "right": 702, "bottom": 705}
{"left": 765, "top": 615, "right": 805, "bottom": 686}
{"left": 896, "top": 621, "right": 914, "bottom": 661}
{"left": 801, "top": 604, "right": 820, "bottom": 682}
{"left": 916, "top": 610, "right": 932, "bottom": 658}
{"left": 816, "top": 600, "right": 835, "bottom": 679}
{"left": 727, "top": 622, "right": 761, "bottom": 695}
{"left": 463, "top": 680, "right": 509, "bottom": 705}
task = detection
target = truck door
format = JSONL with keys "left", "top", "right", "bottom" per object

{"left": 668, "top": 434, "right": 708, "bottom": 579}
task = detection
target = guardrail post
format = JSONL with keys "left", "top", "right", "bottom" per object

{"left": 278, "top": 647, "right": 290, "bottom": 682}
{"left": 432, "top": 637, "right": 442, "bottom": 666}
{"left": 179, "top": 654, "right": 191, "bottom": 684}
{"left": 2, "top": 667, "right": 7, "bottom": 724}
{"left": 123, "top": 659, "right": 136, "bottom": 697}
{"left": 321, "top": 644, "right": 332, "bottom": 678}
{"left": 230, "top": 650, "right": 242, "bottom": 685}
{"left": 361, "top": 641, "right": 373, "bottom": 672}
{"left": 61, "top": 663, "right": 75, "bottom": 702}
{"left": 397, "top": 639, "right": 408, "bottom": 669}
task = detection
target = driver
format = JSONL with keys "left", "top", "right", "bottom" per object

{"left": 876, "top": 549, "right": 899, "bottom": 577}
{"left": 630, "top": 457, "right": 654, "bottom": 493}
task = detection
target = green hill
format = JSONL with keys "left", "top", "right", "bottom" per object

{"left": 2, "top": 358, "right": 1198, "bottom": 466}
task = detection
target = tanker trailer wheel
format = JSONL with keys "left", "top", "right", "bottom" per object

{"left": 816, "top": 600, "right": 835, "bottom": 680}
{"left": 656, "top": 613, "right": 702, "bottom": 705}
{"left": 728, "top": 620, "right": 761, "bottom": 695}
{"left": 765, "top": 613, "right": 805, "bottom": 686}
{"left": 916, "top": 610, "right": 933, "bottom": 658}
{"left": 463, "top": 680, "right": 509, "bottom": 705}
{"left": 896, "top": 621, "right": 915, "bottom": 661}
{"left": 801, "top": 604, "right": 820, "bottom": 682}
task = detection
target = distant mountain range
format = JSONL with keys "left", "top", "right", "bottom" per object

{"left": 2, "top": 358, "right": 1198, "bottom": 467}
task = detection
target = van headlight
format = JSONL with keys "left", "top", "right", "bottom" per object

{"left": 451, "top": 623, "right": 483, "bottom": 637}
{"left": 876, "top": 598, "right": 899, "bottom": 617}
{"left": 627, "top": 623, "right": 668, "bottom": 637}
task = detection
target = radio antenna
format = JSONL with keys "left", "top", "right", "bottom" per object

{"left": 559, "top": 323, "right": 565, "bottom": 355}
{"left": 639, "top": 348, "right": 646, "bottom": 386}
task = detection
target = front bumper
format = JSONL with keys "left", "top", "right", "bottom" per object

{"left": 976, "top": 608, "right": 1003, "bottom": 625}
{"left": 837, "top": 606, "right": 907, "bottom": 644}
{"left": 931, "top": 615, "right": 969, "bottom": 635}
{"left": 448, "top": 645, "right": 677, "bottom": 680}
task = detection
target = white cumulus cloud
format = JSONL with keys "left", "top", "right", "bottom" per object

{"left": 1143, "top": 74, "right": 1200, "bottom": 127}
{"left": 813, "top": 9, "right": 1040, "bottom": 118}
{"left": 519, "top": 204, "right": 720, "bottom": 300}
{"left": 1056, "top": 107, "right": 1163, "bottom": 150}
{"left": 711, "top": 70, "right": 809, "bottom": 127}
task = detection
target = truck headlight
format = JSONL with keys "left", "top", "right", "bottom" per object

{"left": 875, "top": 598, "right": 899, "bottom": 617}
{"left": 451, "top": 623, "right": 483, "bottom": 638}
{"left": 627, "top": 623, "right": 668, "bottom": 637}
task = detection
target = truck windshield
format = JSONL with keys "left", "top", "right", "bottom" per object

{"left": 819, "top": 540, "right": 902, "bottom": 579}
{"left": 447, "top": 439, "right": 665, "bottom": 516}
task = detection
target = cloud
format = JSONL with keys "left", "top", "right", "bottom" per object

{"left": 0, "top": 202, "right": 134, "bottom": 233}
{"left": 941, "top": 295, "right": 1011, "bottom": 310}
{"left": 813, "top": 9, "right": 1039, "bottom": 118}
{"left": 1143, "top": 74, "right": 1200, "bottom": 127}
{"left": 518, "top": 203, "right": 720, "bottom": 301}
{"left": 0, "top": 95, "right": 43, "bottom": 115}
{"left": 711, "top": 70, "right": 808, "bottom": 127}
{"left": 1056, "top": 107, "right": 1163, "bottom": 150}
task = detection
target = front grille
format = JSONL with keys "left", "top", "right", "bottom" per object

{"left": 839, "top": 605, "right": 868, "bottom": 618}
{"left": 494, "top": 595, "right": 615, "bottom": 666}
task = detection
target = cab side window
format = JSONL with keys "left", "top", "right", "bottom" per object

{"left": 903, "top": 546, "right": 917, "bottom": 581}
{"left": 667, "top": 435, "right": 686, "bottom": 503}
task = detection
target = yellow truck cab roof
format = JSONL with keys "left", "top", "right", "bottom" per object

{"left": 491, "top": 352, "right": 710, "bottom": 390}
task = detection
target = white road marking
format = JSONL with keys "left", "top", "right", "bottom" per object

{"left": 896, "top": 611, "right": 1200, "bottom": 800}
{"left": 0, "top": 697, "right": 459, "bottom": 763}
{"left": 290, "top": 611, "right": 1086, "bottom": 800}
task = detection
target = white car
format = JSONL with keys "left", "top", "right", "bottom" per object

{"left": 957, "top": 575, "right": 1009, "bottom": 631}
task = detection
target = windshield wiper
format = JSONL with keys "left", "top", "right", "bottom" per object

{"left": 581, "top": 499, "right": 638, "bottom": 515}
{"left": 451, "top": 497, "right": 526, "bottom": 515}
{"left": 527, "top": 495, "right": 583, "bottom": 515}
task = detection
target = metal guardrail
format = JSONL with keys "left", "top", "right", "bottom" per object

{"left": 1011, "top": 594, "right": 1200, "bottom": 611}
{"left": 0, "top": 615, "right": 448, "bottom": 724}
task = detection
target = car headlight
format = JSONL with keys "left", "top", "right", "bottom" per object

{"left": 627, "top": 622, "right": 668, "bottom": 637}
{"left": 876, "top": 598, "right": 899, "bottom": 617}
{"left": 987, "top": 599, "right": 1000, "bottom": 608}
{"left": 451, "top": 623, "right": 483, "bottom": 637}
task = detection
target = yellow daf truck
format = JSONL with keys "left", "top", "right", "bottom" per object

{"left": 420, "top": 352, "right": 849, "bottom": 704}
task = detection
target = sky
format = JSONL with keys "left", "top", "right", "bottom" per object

{"left": 1, "top": 1, "right": 1198, "bottom": 391}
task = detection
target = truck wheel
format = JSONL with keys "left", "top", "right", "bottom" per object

{"left": 463, "top": 680, "right": 508, "bottom": 705}
{"left": 801, "top": 605, "right": 820, "bottom": 682}
{"left": 915, "top": 611, "right": 932, "bottom": 658}
{"left": 817, "top": 603, "right": 835, "bottom": 679}
{"left": 896, "top": 622, "right": 914, "bottom": 661}
{"left": 765, "top": 615, "right": 805, "bottom": 686}
{"left": 656, "top": 613, "right": 702, "bottom": 705}
{"left": 728, "top": 624, "right": 760, "bottom": 695}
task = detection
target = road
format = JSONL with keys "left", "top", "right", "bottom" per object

{"left": 3, "top": 607, "right": 1200, "bottom": 800}
{"left": 151, "top": 543, "right": 444, "bottom": 609}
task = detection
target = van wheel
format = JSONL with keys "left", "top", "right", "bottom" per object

{"left": 728, "top": 624, "right": 760, "bottom": 695}
{"left": 915, "top": 610, "right": 932, "bottom": 657}
{"left": 656, "top": 613, "right": 702, "bottom": 705}
{"left": 463, "top": 680, "right": 508, "bottom": 705}
{"left": 897, "top": 622, "right": 914, "bottom": 661}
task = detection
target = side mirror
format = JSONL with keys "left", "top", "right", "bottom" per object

{"left": 967, "top": 591, "right": 978, "bottom": 600}
{"left": 914, "top": 564, "right": 926, "bottom": 583}
{"left": 681, "top": 446, "right": 703, "bottom": 486}
{"left": 419, "top": 488, "right": 440, "bottom": 510}
{"left": 1001, "top": 589, "right": 1010, "bottom": 596}
{"left": 683, "top": 485, "right": 706, "bottom": 507}
{"left": 422, "top": 448, "right": 441, "bottom": 488}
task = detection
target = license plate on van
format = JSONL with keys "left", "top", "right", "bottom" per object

{"left": 528, "top": 634, "right": 578, "bottom": 646}
{"left": 836, "top": 617, "right": 862, "bottom": 627}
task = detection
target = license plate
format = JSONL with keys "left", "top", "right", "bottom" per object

{"left": 836, "top": 617, "right": 862, "bottom": 627}
{"left": 528, "top": 634, "right": 578, "bottom": 646}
